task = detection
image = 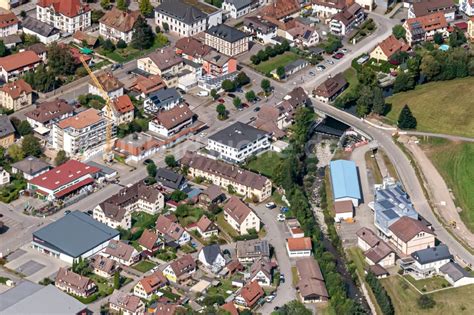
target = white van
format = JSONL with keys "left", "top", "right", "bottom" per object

{"left": 197, "top": 91, "right": 209, "bottom": 97}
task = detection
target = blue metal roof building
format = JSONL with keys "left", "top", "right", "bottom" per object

{"left": 329, "top": 160, "right": 361, "bottom": 206}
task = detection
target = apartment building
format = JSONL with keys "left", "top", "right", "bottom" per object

{"left": 207, "top": 122, "right": 270, "bottom": 163}
{"left": 155, "top": 0, "right": 222, "bottom": 37}
{"left": 329, "top": 3, "right": 365, "bottom": 36}
{"left": 243, "top": 16, "right": 277, "bottom": 44}
{"left": 148, "top": 104, "right": 195, "bottom": 137}
{"left": 223, "top": 196, "right": 261, "bottom": 235}
{"left": 99, "top": 8, "right": 139, "bottom": 43}
{"left": 205, "top": 24, "right": 249, "bottom": 56}
{"left": 0, "top": 50, "right": 42, "bottom": 82}
{"left": 0, "top": 9, "right": 18, "bottom": 37}
{"left": 0, "top": 114, "right": 14, "bottom": 147}
{"left": 388, "top": 216, "right": 435, "bottom": 255}
{"left": 403, "top": 12, "right": 449, "bottom": 46}
{"left": 52, "top": 108, "right": 112, "bottom": 156}
{"left": 222, "top": 0, "right": 252, "bottom": 19}
{"left": 312, "top": 0, "right": 346, "bottom": 18}
{"left": 36, "top": 0, "right": 91, "bottom": 34}
{"left": 175, "top": 37, "right": 213, "bottom": 64}
{"left": 409, "top": 0, "right": 456, "bottom": 21}
{"left": 25, "top": 99, "right": 75, "bottom": 129}
{"left": 0, "top": 79, "right": 32, "bottom": 111}
{"left": 102, "top": 240, "right": 140, "bottom": 266}
{"left": 180, "top": 151, "right": 272, "bottom": 202}
{"left": 202, "top": 50, "right": 237, "bottom": 77}
{"left": 94, "top": 181, "right": 165, "bottom": 228}
{"left": 89, "top": 71, "right": 124, "bottom": 99}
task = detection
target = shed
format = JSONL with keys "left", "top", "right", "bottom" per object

{"left": 334, "top": 200, "right": 354, "bottom": 222}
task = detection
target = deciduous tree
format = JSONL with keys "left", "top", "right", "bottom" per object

{"left": 131, "top": 16, "right": 154, "bottom": 50}
{"left": 55, "top": 150, "right": 69, "bottom": 166}
{"left": 22, "top": 135, "right": 42, "bottom": 157}
{"left": 392, "top": 25, "right": 406, "bottom": 40}
{"left": 139, "top": 0, "right": 153, "bottom": 17}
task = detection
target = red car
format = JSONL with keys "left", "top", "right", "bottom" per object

{"left": 332, "top": 53, "right": 344, "bottom": 59}
{"left": 242, "top": 103, "right": 249, "bottom": 108}
{"left": 218, "top": 98, "right": 225, "bottom": 103}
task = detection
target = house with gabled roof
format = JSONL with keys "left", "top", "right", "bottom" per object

{"left": 155, "top": 214, "right": 191, "bottom": 245}
{"left": 163, "top": 254, "right": 196, "bottom": 283}
{"left": 102, "top": 240, "right": 140, "bottom": 266}
{"left": 370, "top": 35, "right": 411, "bottom": 62}
{"left": 198, "top": 244, "right": 226, "bottom": 272}
{"left": 133, "top": 271, "right": 168, "bottom": 299}
{"left": 103, "top": 94, "right": 134, "bottom": 125}
{"left": 223, "top": 197, "right": 260, "bottom": 235}
{"left": 88, "top": 71, "right": 124, "bottom": 99}
{"left": 55, "top": 268, "right": 97, "bottom": 298}
{"left": 99, "top": 8, "right": 140, "bottom": 43}
{"left": 109, "top": 290, "right": 145, "bottom": 315}
{"left": 90, "top": 255, "right": 119, "bottom": 279}
{"left": 388, "top": 216, "right": 435, "bottom": 255}
{"left": 250, "top": 257, "right": 273, "bottom": 286}
{"left": 0, "top": 79, "right": 32, "bottom": 111}
{"left": 234, "top": 280, "right": 264, "bottom": 308}
{"left": 138, "top": 229, "right": 164, "bottom": 255}
{"left": 36, "top": 0, "right": 91, "bottom": 34}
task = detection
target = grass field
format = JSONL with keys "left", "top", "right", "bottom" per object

{"left": 379, "top": 149, "right": 399, "bottom": 180}
{"left": 385, "top": 77, "right": 474, "bottom": 138}
{"left": 132, "top": 260, "right": 156, "bottom": 273}
{"left": 338, "top": 67, "right": 358, "bottom": 98}
{"left": 381, "top": 276, "right": 474, "bottom": 314}
{"left": 253, "top": 52, "right": 300, "bottom": 75}
{"left": 246, "top": 151, "right": 283, "bottom": 179}
{"left": 404, "top": 275, "right": 451, "bottom": 292}
{"left": 420, "top": 138, "right": 474, "bottom": 232}
{"left": 365, "top": 151, "right": 383, "bottom": 184}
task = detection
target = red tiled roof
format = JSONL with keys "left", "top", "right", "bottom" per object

{"left": 37, "top": 0, "right": 90, "bottom": 18}
{"left": 287, "top": 237, "right": 312, "bottom": 251}
{"left": 240, "top": 281, "right": 264, "bottom": 307}
{"left": 0, "top": 11, "right": 19, "bottom": 28}
{"left": 0, "top": 79, "right": 32, "bottom": 99}
{"left": 224, "top": 197, "right": 253, "bottom": 225}
{"left": 405, "top": 12, "right": 447, "bottom": 32}
{"left": 377, "top": 35, "right": 410, "bottom": 59}
{"left": 138, "top": 229, "right": 159, "bottom": 250}
{"left": 0, "top": 50, "right": 41, "bottom": 72}
{"left": 111, "top": 95, "right": 134, "bottom": 114}
{"left": 221, "top": 302, "right": 239, "bottom": 315}
{"left": 29, "top": 159, "right": 99, "bottom": 191}
{"left": 388, "top": 216, "right": 434, "bottom": 243}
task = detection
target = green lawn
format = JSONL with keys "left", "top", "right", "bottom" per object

{"left": 381, "top": 276, "right": 474, "bottom": 315}
{"left": 404, "top": 275, "right": 451, "bottom": 292}
{"left": 207, "top": 279, "right": 235, "bottom": 298}
{"left": 132, "top": 212, "right": 158, "bottom": 229}
{"left": 420, "top": 138, "right": 474, "bottom": 232}
{"left": 89, "top": 274, "right": 114, "bottom": 297}
{"left": 132, "top": 260, "right": 157, "bottom": 273}
{"left": 246, "top": 151, "right": 283, "bottom": 178}
{"left": 385, "top": 77, "right": 474, "bottom": 138}
{"left": 98, "top": 35, "right": 168, "bottom": 63}
{"left": 216, "top": 212, "right": 239, "bottom": 239}
{"left": 380, "top": 149, "right": 399, "bottom": 180}
{"left": 338, "top": 67, "right": 358, "bottom": 99}
{"left": 253, "top": 52, "right": 300, "bottom": 75}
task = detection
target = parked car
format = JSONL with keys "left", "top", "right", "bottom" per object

{"left": 309, "top": 71, "right": 315, "bottom": 76}
{"left": 340, "top": 48, "right": 348, "bottom": 53}
{"left": 218, "top": 98, "right": 225, "bottom": 103}
{"left": 254, "top": 106, "right": 261, "bottom": 112}
{"left": 326, "top": 59, "right": 334, "bottom": 65}
{"left": 197, "top": 90, "right": 209, "bottom": 97}
{"left": 280, "top": 274, "right": 285, "bottom": 283}
{"left": 266, "top": 202, "right": 276, "bottom": 209}
{"left": 332, "top": 53, "right": 344, "bottom": 59}
{"left": 242, "top": 103, "right": 249, "bottom": 108}
{"left": 266, "top": 295, "right": 276, "bottom": 302}
{"left": 64, "top": 210, "right": 71, "bottom": 215}
{"left": 228, "top": 93, "right": 236, "bottom": 98}
{"left": 277, "top": 214, "right": 286, "bottom": 222}
{"left": 316, "top": 65, "right": 326, "bottom": 71}
{"left": 281, "top": 207, "right": 289, "bottom": 213}
{"left": 87, "top": 210, "right": 93, "bottom": 215}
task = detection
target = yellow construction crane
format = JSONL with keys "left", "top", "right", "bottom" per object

{"left": 80, "top": 56, "right": 114, "bottom": 162}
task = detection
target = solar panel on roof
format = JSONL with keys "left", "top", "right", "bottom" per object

{"left": 383, "top": 209, "right": 399, "bottom": 220}
{"left": 379, "top": 200, "right": 394, "bottom": 210}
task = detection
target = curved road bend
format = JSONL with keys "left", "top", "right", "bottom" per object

{"left": 309, "top": 101, "right": 474, "bottom": 266}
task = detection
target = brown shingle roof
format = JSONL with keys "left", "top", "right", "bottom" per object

{"left": 297, "top": 277, "right": 329, "bottom": 299}
{"left": 91, "top": 71, "right": 123, "bottom": 92}
{"left": 175, "top": 37, "right": 212, "bottom": 58}
{"left": 25, "top": 99, "right": 74, "bottom": 124}
{"left": 260, "top": 0, "right": 300, "bottom": 20}
{"left": 295, "top": 257, "right": 324, "bottom": 281}
{"left": 109, "top": 291, "right": 143, "bottom": 313}
{"left": 103, "top": 240, "right": 137, "bottom": 262}
{"left": 224, "top": 197, "right": 253, "bottom": 225}
{"left": 412, "top": 0, "right": 455, "bottom": 17}
{"left": 131, "top": 74, "right": 166, "bottom": 95}
{"left": 356, "top": 227, "right": 380, "bottom": 248}
{"left": 201, "top": 184, "right": 224, "bottom": 201}
{"left": 314, "top": 73, "right": 347, "bottom": 98}
{"left": 406, "top": 12, "right": 447, "bottom": 32}
{"left": 168, "top": 254, "right": 196, "bottom": 277}
{"left": 196, "top": 215, "right": 217, "bottom": 233}
{"left": 334, "top": 200, "right": 353, "bottom": 214}
{"left": 364, "top": 240, "right": 394, "bottom": 264}
{"left": 55, "top": 268, "right": 94, "bottom": 295}
{"left": 153, "top": 104, "right": 194, "bottom": 130}
{"left": 91, "top": 255, "right": 117, "bottom": 275}
{"left": 0, "top": 50, "right": 41, "bottom": 72}
{"left": 100, "top": 203, "right": 127, "bottom": 222}
{"left": 0, "top": 79, "right": 32, "bottom": 99}
{"left": 100, "top": 181, "right": 162, "bottom": 213}
{"left": 180, "top": 151, "right": 271, "bottom": 191}
{"left": 100, "top": 8, "right": 140, "bottom": 33}
{"left": 156, "top": 214, "right": 186, "bottom": 241}
{"left": 312, "top": 0, "right": 346, "bottom": 9}
{"left": 73, "top": 31, "right": 97, "bottom": 46}
{"left": 146, "top": 47, "right": 183, "bottom": 71}
{"left": 388, "top": 216, "right": 434, "bottom": 243}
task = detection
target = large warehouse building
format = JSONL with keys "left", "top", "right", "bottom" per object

{"left": 329, "top": 160, "right": 361, "bottom": 207}
{"left": 32, "top": 211, "right": 120, "bottom": 264}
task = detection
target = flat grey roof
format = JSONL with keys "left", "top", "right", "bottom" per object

{"left": 0, "top": 281, "right": 42, "bottom": 312}
{"left": 208, "top": 121, "right": 268, "bottom": 150}
{"left": 33, "top": 211, "right": 119, "bottom": 258}
{"left": 0, "top": 284, "right": 87, "bottom": 314}
{"left": 86, "top": 161, "right": 117, "bottom": 175}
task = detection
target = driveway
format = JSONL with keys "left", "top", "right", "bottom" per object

{"left": 252, "top": 204, "right": 297, "bottom": 314}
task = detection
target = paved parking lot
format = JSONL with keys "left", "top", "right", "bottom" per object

{"left": 5, "top": 245, "right": 68, "bottom": 283}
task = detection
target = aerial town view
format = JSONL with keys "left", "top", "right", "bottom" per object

{"left": 0, "top": 0, "right": 473, "bottom": 314}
